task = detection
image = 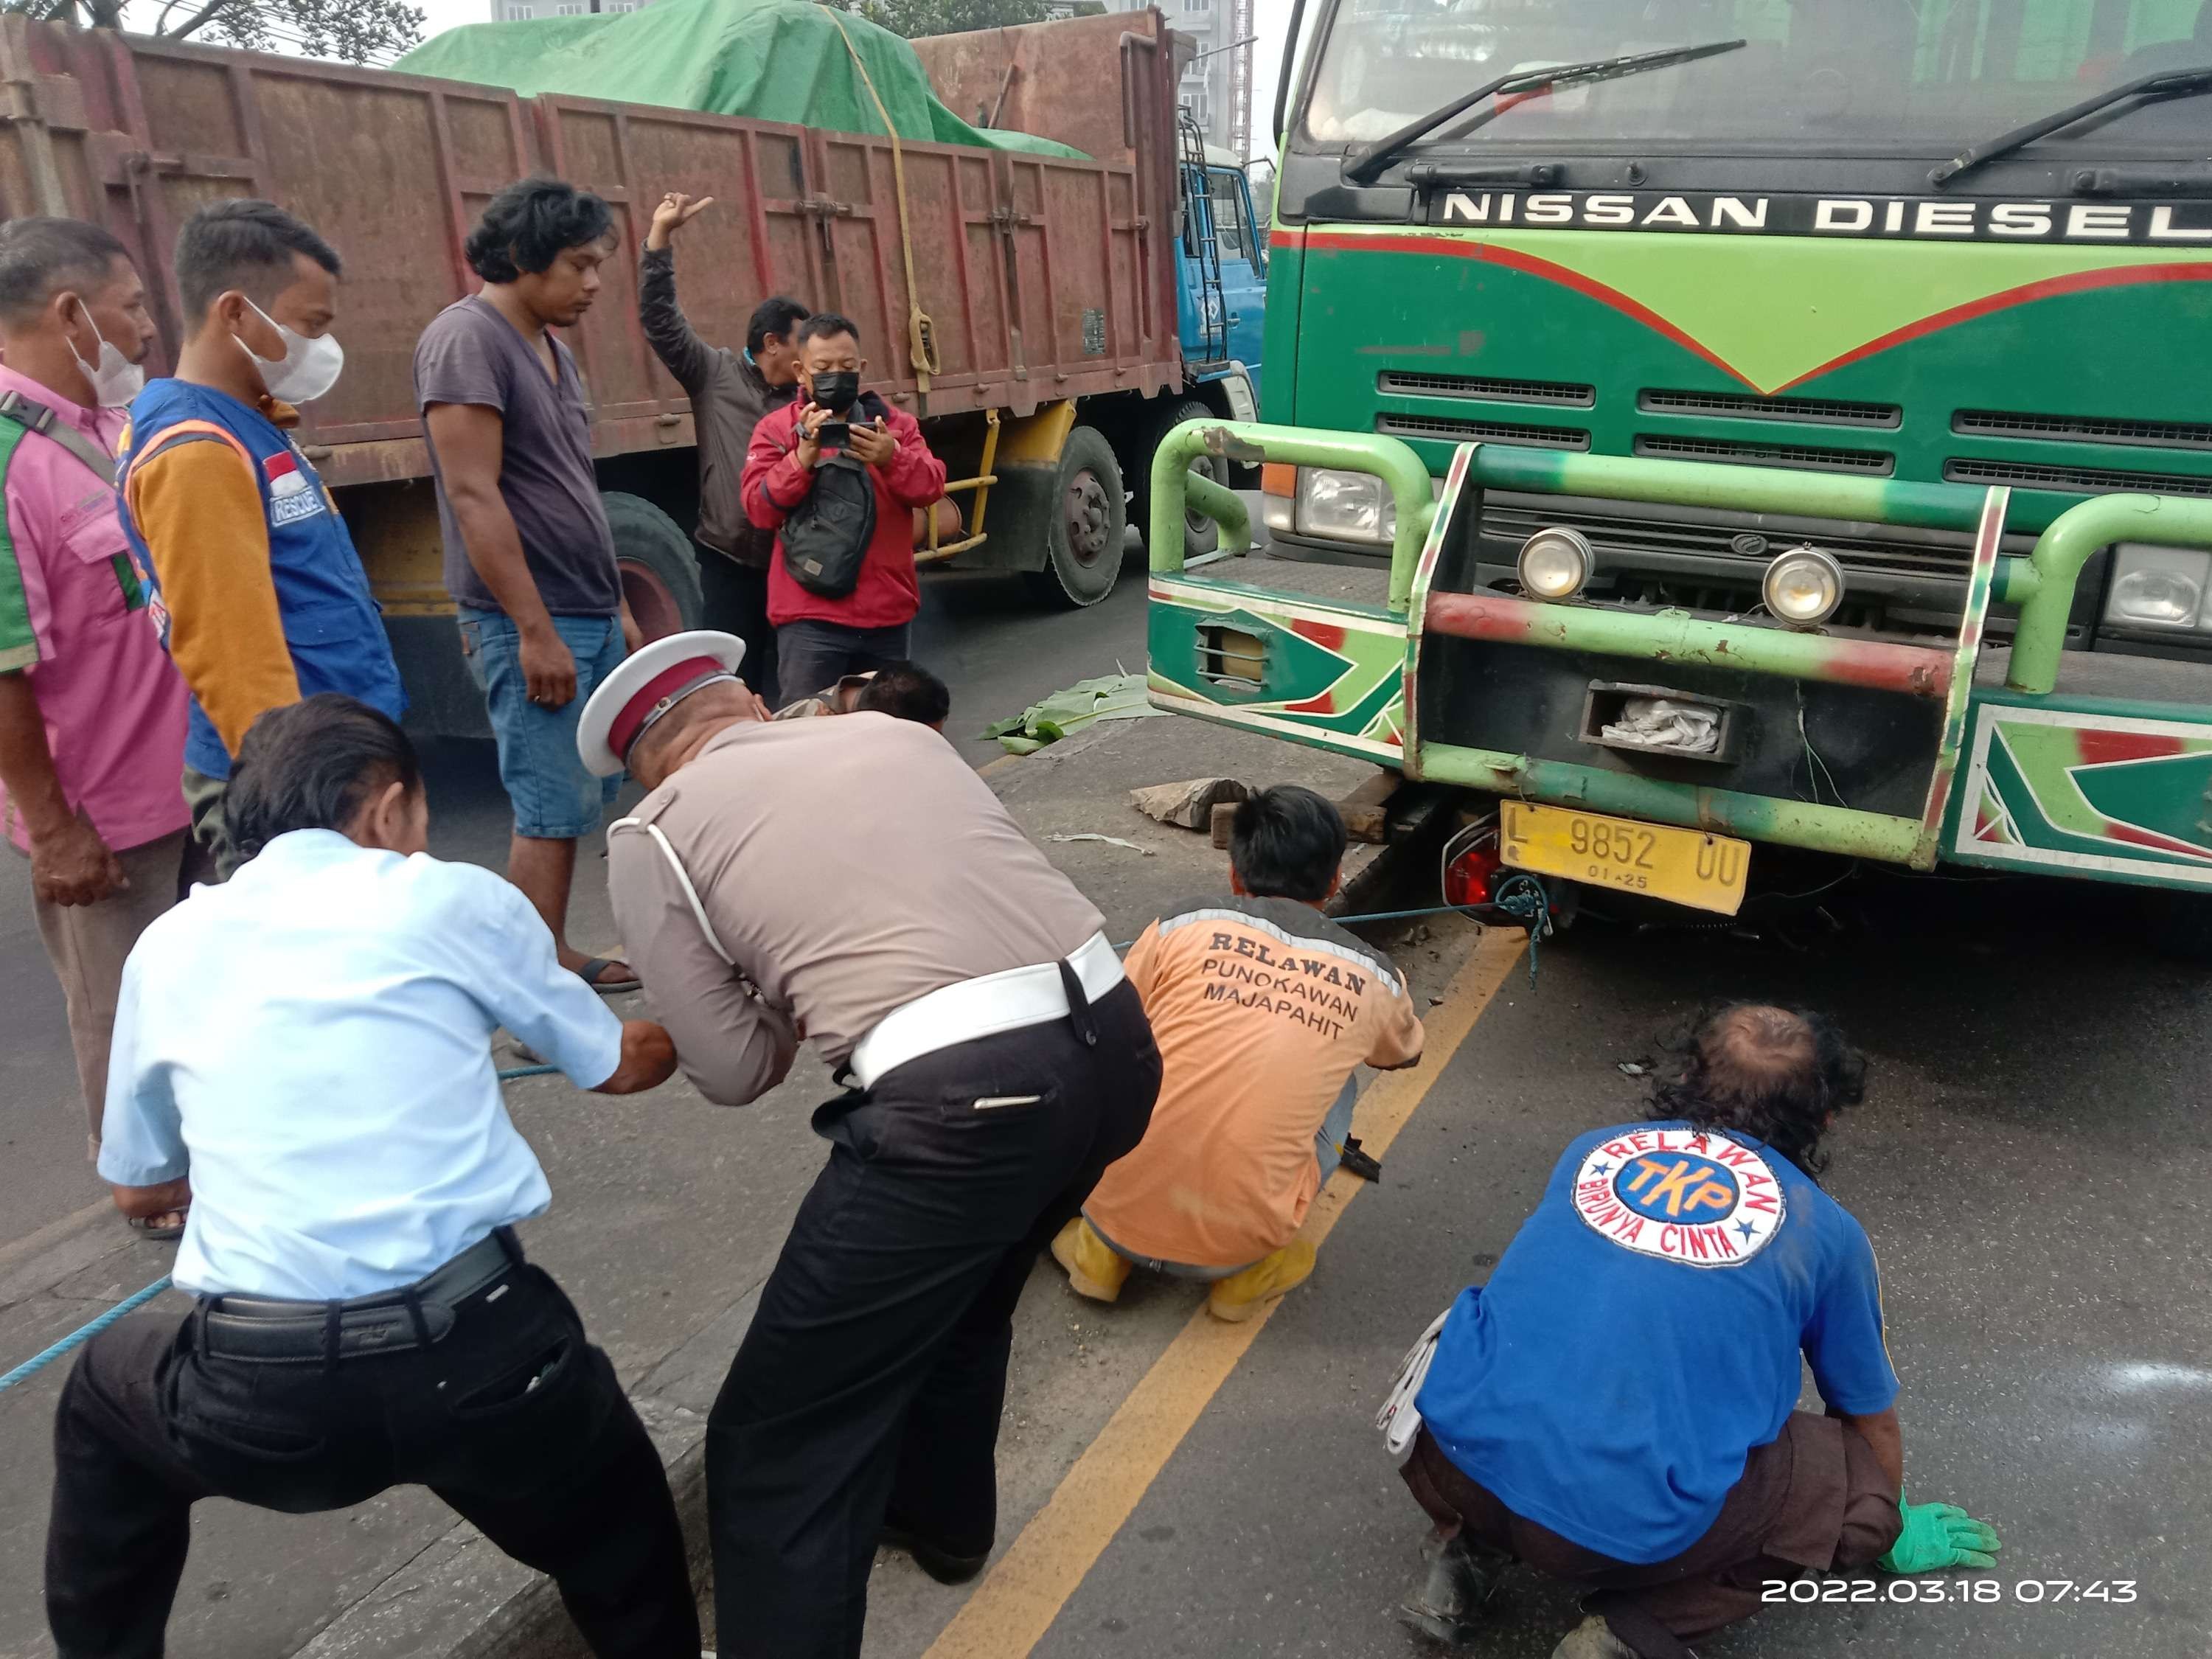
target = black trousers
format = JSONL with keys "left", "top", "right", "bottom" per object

{"left": 45, "top": 1260, "right": 698, "bottom": 1659}
{"left": 707, "top": 978, "right": 1161, "bottom": 1659}
{"left": 698, "top": 549, "right": 781, "bottom": 709}
{"left": 774, "top": 619, "right": 912, "bottom": 704}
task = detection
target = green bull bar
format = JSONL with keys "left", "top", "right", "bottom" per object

{"left": 1147, "top": 421, "right": 2212, "bottom": 893}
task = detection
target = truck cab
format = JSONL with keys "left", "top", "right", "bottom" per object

{"left": 1176, "top": 136, "right": 1265, "bottom": 404}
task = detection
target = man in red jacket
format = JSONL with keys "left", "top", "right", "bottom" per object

{"left": 742, "top": 313, "right": 947, "bottom": 701}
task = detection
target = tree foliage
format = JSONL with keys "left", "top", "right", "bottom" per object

{"left": 9, "top": 0, "right": 425, "bottom": 66}
{"left": 850, "top": 0, "right": 1048, "bottom": 42}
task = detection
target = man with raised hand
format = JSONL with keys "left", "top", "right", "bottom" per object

{"left": 639, "top": 188, "right": 807, "bottom": 707}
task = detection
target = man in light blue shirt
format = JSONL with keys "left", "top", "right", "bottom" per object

{"left": 44, "top": 693, "right": 700, "bottom": 1659}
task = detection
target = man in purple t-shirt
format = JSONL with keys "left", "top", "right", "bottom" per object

{"left": 0, "top": 218, "right": 195, "bottom": 1222}
{"left": 415, "top": 178, "right": 640, "bottom": 994}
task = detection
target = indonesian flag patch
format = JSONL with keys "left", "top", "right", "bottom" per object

{"left": 264, "top": 446, "right": 328, "bottom": 526}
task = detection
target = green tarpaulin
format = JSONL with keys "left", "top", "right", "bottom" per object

{"left": 396, "top": 0, "right": 1085, "bottom": 159}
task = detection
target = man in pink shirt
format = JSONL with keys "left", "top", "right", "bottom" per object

{"left": 0, "top": 218, "right": 194, "bottom": 1227}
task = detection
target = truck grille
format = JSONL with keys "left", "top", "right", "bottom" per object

{"left": 1378, "top": 371, "right": 1595, "bottom": 407}
{"left": 1634, "top": 435, "right": 1896, "bottom": 476}
{"left": 1477, "top": 500, "right": 1976, "bottom": 580}
{"left": 1640, "top": 389, "right": 1902, "bottom": 429}
{"left": 1377, "top": 412, "right": 1590, "bottom": 450}
{"left": 1944, "top": 457, "right": 2212, "bottom": 497}
{"left": 1952, "top": 409, "right": 2212, "bottom": 451}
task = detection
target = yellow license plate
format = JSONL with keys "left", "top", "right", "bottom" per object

{"left": 1499, "top": 801, "right": 1749, "bottom": 916}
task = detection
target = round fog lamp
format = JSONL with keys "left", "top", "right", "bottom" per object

{"left": 1762, "top": 546, "right": 1845, "bottom": 626}
{"left": 1517, "top": 527, "right": 1593, "bottom": 600}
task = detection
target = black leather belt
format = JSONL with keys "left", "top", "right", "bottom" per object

{"left": 195, "top": 1228, "right": 522, "bottom": 1364}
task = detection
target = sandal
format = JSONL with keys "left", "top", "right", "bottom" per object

{"left": 128, "top": 1210, "right": 187, "bottom": 1242}
{"left": 574, "top": 956, "right": 641, "bottom": 995}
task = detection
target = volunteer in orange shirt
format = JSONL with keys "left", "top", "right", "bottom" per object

{"left": 1053, "top": 785, "right": 1425, "bottom": 1322}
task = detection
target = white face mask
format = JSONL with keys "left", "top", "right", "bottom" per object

{"left": 70, "top": 299, "right": 143, "bottom": 407}
{"left": 237, "top": 297, "right": 344, "bottom": 405}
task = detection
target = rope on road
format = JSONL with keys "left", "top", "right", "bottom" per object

{"left": 4, "top": 1060, "right": 556, "bottom": 1390}
{"left": 0, "top": 1274, "right": 171, "bottom": 1394}
{"left": 1105, "top": 900, "right": 1551, "bottom": 953}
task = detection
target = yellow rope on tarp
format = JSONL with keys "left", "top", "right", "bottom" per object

{"left": 823, "top": 5, "right": 942, "bottom": 392}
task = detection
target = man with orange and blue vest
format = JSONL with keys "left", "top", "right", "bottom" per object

{"left": 115, "top": 198, "right": 402, "bottom": 877}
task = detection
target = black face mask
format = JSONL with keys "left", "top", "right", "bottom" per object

{"left": 810, "top": 369, "right": 860, "bottom": 412}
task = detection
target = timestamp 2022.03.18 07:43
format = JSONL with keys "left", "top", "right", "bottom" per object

{"left": 1764, "top": 1579, "right": 2139, "bottom": 1607}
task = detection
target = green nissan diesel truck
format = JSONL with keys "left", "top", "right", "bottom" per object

{"left": 1145, "top": 0, "right": 2212, "bottom": 939}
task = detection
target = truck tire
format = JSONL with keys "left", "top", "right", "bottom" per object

{"left": 604, "top": 491, "right": 703, "bottom": 644}
{"left": 1022, "top": 425, "right": 1127, "bottom": 608}
{"left": 1128, "top": 396, "right": 1227, "bottom": 560}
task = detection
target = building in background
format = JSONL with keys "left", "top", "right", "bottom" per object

{"left": 488, "top": 0, "right": 655, "bottom": 18}
{"left": 1107, "top": 0, "right": 1245, "bottom": 156}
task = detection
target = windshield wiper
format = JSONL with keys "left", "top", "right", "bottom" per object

{"left": 1931, "top": 66, "right": 2212, "bottom": 187}
{"left": 1343, "top": 39, "right": 1745, "bottom": 187}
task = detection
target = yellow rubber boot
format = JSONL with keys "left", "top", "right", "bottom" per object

{"left": 1206, "top": 1238, "right": 1317, "bottom": 1323}
{"left": 1051, "top": 1217, "right": 1131, "bottom": 1304}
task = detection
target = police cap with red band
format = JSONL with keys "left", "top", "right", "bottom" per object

{"left": 576, "top": 630, "right": 748, "bottom": 777}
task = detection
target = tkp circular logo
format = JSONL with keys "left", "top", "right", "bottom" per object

{"left": 1572, "top": 1128, "right": 1785, "bottom": 1267}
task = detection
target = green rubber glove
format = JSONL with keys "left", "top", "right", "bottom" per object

{"left": 1877, "top": 1493, "right": 2002, "bottom": 1573}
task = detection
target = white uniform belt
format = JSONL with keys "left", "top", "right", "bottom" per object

{"left": 847, "top": 931, "right": 1123, "bottom": 1091}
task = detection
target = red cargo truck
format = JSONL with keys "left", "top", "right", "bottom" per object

{"left": 0, "top": 9, "right": 1205, "bottom": 734}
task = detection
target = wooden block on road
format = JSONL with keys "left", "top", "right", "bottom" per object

{"left": 1337, "top": 770, "right": 1400, "bottom": 844}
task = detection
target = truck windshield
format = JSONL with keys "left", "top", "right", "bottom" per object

{"left": 1301, "top": 0, "right": 2212, "bottom": 153}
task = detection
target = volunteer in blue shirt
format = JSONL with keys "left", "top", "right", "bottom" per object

{"left": 1395, "top": 1004, "right": 1999, "bottom": 1659}
{"left": 41, "top": 695, "right": 700, "bottom": 1659}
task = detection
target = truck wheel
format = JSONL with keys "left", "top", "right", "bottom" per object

{"left": 1023, "top": 425, "right": 1127, "bottom": 608}
{"left": 604, "top": 492, "right": 702, "bottom": 644}
{"left": 1128, "top": 397, "right": 1226, "bottom": 560}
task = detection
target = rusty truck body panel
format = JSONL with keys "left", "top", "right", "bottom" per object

{"left": 0, "top": 10, "right": 1180, "bottom": 475}
{"left": 0, "top": 10, "right": 1196, "bottom": 728}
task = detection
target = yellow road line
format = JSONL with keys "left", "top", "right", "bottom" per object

{"left": 921, "top": 923, "right": 1528, "bottom": 1659}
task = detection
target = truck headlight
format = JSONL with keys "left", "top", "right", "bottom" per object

{"left": 1762, "top": 546, "right": 1845, "bottom": 627}
{"left": 1516, "top": 527, "right": 1592, "bottom": 600}
{"left": 1298, "top": 467, "right": 1396, "bottom": 544}
{"left": 2105, "top": 545, "right": 2211, "bottom": 633}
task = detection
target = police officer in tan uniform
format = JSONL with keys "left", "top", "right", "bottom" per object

{"left": 577, "top": 632, "right": 1160, "bottom": 1659}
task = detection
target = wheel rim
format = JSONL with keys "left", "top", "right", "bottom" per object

{"left": 619, "top": 558, "right": 684, "bottom": 644}
{"left": 1184, "top": 455, "right": 1228, "bottom": 537}
{"left": 1062, "top": 469, "right": 1113, "bottom": 568}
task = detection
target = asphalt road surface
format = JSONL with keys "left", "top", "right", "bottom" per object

{"left": 983, "top": 877, "right": 2212, "bottom": 1659}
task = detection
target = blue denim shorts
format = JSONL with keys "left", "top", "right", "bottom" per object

{"left": 457, "top": 605, "right": 626, "bottom": 839}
